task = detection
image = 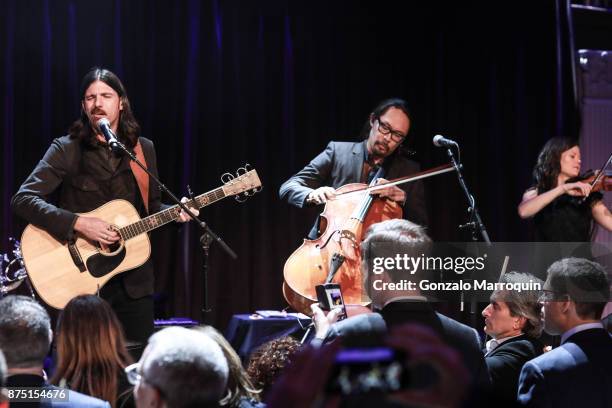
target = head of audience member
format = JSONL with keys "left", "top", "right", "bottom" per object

{"left": 246, "top": 336, "right": 301, "bottom": 397}
{"left": 266, "top": 323, "right": 470, "bottom": 408}
{"left": 360, "top": 98, "right": 412, "bottom": 160}
{"left": 0, "top": 349, "right": 8, "bottom": 408}
{"left": 69, "top": 66, "right": 140, "bottom": 148}
{"left": 51, "top": 294, "right": 133, "bottom": 407}
{"left": 482, "top": 272, "right": 544, "bottom": 340}
{"left": 133, "top": 326, "right": 229, "bottom": 408}
{"left": 541, "top": 257, "right": 610, "bottom": 336}
{"left": 360, "top": 219, "right": 432, "bottom": 309}
{"left": 196, "top": 325, "right": 261, "bottom": 406}
{"left": 0, "top": 295, "right": 51, "bottom": 374}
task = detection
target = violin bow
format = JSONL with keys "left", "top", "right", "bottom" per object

{"left": 578, "top": 151, "right": 611, "bottom": 204}
{"left": 588, "top": 152, "right": 612, "bottom": 188}
{"left": 333, "top": 163, "right": 454, "bottom": 199}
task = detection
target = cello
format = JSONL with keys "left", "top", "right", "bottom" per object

{"left": 282, "top": 164, "right": 454, "bottom": 315}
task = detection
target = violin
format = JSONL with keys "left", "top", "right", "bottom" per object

{"left": 565, "top": 151, "right": 612, "bottom": 195}
{"left": 567, "top": 170, "right": 612, "bottom": 193}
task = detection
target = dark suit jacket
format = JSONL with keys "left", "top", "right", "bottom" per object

{"left": 6, "top": 374, "right": 111, "bottom": 407}
{"left": 517, "top": 328, "right": 612, "bottom": 407}
{"left": 485, "top": 334, "right": 543, "bottom": 404}
{"left": 11, "top": 135, "right": 165, "bottom": 299}
{"left": 279, "top": 141, "right": 428, "bottom": 236}
{"left": 323, "top": 300, "right": 491, "bottom": 389}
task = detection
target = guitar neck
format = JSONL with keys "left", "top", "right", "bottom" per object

{"left": 119, "top": 187, "right": 227, "bottom": 240}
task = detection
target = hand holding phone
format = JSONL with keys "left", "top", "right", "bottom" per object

{"left": 316, "top": 283, "right": 348, "bottom": 321}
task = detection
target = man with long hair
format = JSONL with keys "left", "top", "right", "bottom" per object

{"left": 279, "top": 98, "right": 427, "bottom": 239}
{"left": 11, "top": 67, "right": 194, "bottom": 347}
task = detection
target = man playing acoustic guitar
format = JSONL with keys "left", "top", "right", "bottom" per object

{"left": 11, "top": 67, "right": 196, "bottom": 347}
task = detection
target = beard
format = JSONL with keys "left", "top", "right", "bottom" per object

{"left": 371, "top": 141, "right": 390, "bottom": 157}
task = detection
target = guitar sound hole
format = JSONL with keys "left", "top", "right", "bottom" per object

{"left": 98, "top": 239, "right": 123, "bottom": 255}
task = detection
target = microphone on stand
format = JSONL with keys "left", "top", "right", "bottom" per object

{"left": 96, "top": 118, "right": 120, "bottom": 149}
{"left": 433, "top": 134, "right": 459, "bottom": 148}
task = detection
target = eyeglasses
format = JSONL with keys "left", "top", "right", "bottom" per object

{"left": 376, "top": 118, "right": 406, "bottom": 142}
{"left": 125, "top": 363, "right": 143, "bottom": 385}
{"left": 125, "top": 362, "right": 167, "bottom": 399}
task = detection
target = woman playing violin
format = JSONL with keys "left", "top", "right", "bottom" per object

{"left": 518, "top": 137, "right": 612, "bottom": 241}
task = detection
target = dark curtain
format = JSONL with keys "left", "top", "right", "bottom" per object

{"left": 0, "top": 0, "right": 578, "bottom": 329}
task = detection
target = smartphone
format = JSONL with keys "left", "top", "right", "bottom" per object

{"left": 325, "top": 347, "right": 410, "bottom": 395}
{"left": 316, "top": 283, "right": 347, "bottom": 321}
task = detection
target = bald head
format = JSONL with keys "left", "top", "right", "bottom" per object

{"left": 136, "top": 327, "right": 229, "bottom": 408}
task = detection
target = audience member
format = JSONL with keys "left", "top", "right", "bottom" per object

{"left": 246, "top": 336, "right": 301, "bottom": 398}
{"left": 51, "top": 295, "right": 134, "bottom": 408}
{"left": 481, "top": 272, "right": 544, "bottom": 404}
{"left": 266, "top": 323, "right": 470, "bottom": 408}
{"left": 312, "top": 219, "right": 490, "bottom": 389}
{"left": 130, "top": 326, "right": 228, "bottom": 408}
{"left": 0, "top": 349, "right": 7, "bottom": 408}
{"left": 517, "top": 257, "right": 612, "bottom": 407}
{"left": 196, "top": 326, "right": 263, "bottom": 408}
{"left": 0, "top": 295, "right": 110, "bottom": 407}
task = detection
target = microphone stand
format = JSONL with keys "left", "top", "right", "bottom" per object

{"left": 445, "top": 146, "right": 490, "bottom": 244}
{"left": 109, "top": 140, "right": 237, "bottom": 324}
{"left": 445, "top": 145, "right": 490, "bottom": 325}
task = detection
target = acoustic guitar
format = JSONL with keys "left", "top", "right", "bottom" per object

{"left": 20, "top": 168, "right": 261, "bottom": 309}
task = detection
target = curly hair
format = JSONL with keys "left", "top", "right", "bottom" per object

{"left": 246, "top": 336, "right": 301, "bottom": 396}
{"left": 69, "top": 67, "right": 140, "bottom": 148}
{"left": 532, "top": 137, "right": 579, "bottom": 193}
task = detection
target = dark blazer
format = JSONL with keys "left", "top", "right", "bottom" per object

{"left": 517, "top": 328, "right": 612, "bottom": 407}
{"left": 485, "top": 334, "right": 543, "bottom": 404}
{"left": 279, "top": 141, "right": 428, "bottom": 234}
{"left": 324, "top": 300, "right": 491, "bottom": 389}
{"left": 11, "top": 135, "right": 165, "bottom": 299}
{"left": 6, "top": 374, "right": 111, "bottom": 407}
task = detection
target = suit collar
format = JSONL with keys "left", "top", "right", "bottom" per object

{"left": 563, "top": 326, "right": 609, "bottom": 345}
{"left": 485, "top": 333, "right": 531, "bottom": 356}
{"left": 561, "top": 322, "right": 604, "bottom": 344}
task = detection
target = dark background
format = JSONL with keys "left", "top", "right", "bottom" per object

{"left": 0, "top": 0, "right": 585, "bottom": 329}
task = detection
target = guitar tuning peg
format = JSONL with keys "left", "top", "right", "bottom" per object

{"left": 236, "top": 167, "right": 247, "bottom": 176}
{"left": 235, "top": 193, "right": 247, "bottom": 203}
{"left": 221, "top": 172, "right": 234, "bottom": 184}
{"left": 244, "top": 163, "right": 252, "bottom": 171}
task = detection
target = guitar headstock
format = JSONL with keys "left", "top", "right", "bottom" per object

{"left": 221, "top": 165, "right": 262, "bottom": 202}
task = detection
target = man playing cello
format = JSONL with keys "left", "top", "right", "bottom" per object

{"left": 279, "top": 98, "right": 428, "bottom": 239}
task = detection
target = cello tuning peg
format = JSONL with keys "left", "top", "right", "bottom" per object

{"left": 221, "top": 172, "right": 234, "bottom": 184}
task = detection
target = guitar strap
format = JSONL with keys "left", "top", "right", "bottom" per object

{"left": 129, "top": 140, "right": 150, "bottom": 213}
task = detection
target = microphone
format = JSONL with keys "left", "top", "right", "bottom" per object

{"left": 433, "top": 134, "right": 459, "bottom": 148}
{"left": 97, "top": 118, "right": 119, "bottom": 148}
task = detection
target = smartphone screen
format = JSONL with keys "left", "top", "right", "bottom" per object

{"left": 325, "top": 286, "right": 347, "bottom": 320}
{"left": 325, "top": 347, "right": 409, "bottom": 395}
